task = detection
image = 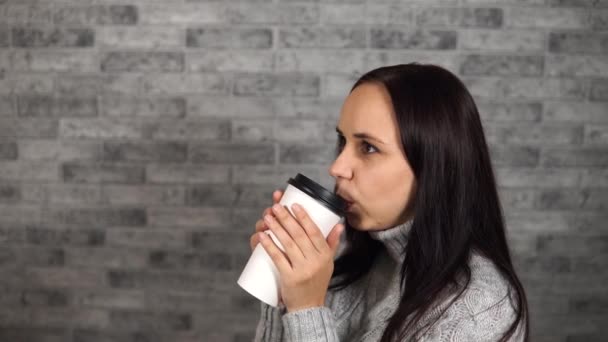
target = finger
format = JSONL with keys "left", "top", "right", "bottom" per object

{"left": 270, "top": 204, "right": 317, "bottom": 258}
{"left": 255, "top": 219, "right": 269, "bottom": 233}
{"left": 250, "top": 234, "right": 259, "bottom": 252}
{"left": 258, "top": 231, "right": 293, "bottom": 274}
{"left": 264, "top": 214, "right": 306, "bottom": 263}
{"left": 326, "top": 224, "right": 344, "bottom": 257}
{"left": 273, "top": 190, "right": 283, "bottom": 204}
{"left": 289, "top": 203, "right": 328, "bottom": 254}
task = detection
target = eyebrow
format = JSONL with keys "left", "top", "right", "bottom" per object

{"left": 335, "top": 127, "right": 386, "bottom": 145}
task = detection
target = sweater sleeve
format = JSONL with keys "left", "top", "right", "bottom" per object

{"left": 253, "top": 302, "right": 286, "bottom": 342}
{"left": 281, "top": 306, "right": 340, "bottom": 342}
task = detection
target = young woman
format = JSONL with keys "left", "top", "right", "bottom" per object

{"left": 250, "top": 63, "right": 529, "bottom": 341}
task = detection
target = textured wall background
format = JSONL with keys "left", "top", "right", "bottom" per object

{"left": 0, "top": 0, "right": 606, "bottom": 341}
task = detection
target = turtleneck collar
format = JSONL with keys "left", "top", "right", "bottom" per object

{"left": 368, "top": 218, "right": 414, "bottom": 262}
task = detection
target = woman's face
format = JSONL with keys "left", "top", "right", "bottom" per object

{"left": 329, "top": 82, "right": 416, "bottom": 231}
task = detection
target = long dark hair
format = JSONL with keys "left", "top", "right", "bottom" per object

{"left": 329, "top": 63, "right": 529, "bottom": 341}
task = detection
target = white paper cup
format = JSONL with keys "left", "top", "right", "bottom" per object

{"left": 237, "top": 174, "right": 347, "bottom": 307}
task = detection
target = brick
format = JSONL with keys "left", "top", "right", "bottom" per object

{"left": 11, "top": 50, "right": 97, "bottom": 72}
{"left": 549, "top": 32, "right": 608, "bottom": 54}
{"left": 18, "top": 288, "right": 69, "bottom": 307}
{"left": 488, "top": 145, "right": 540, "bottom": 166}
{"left": 569, "top": 297, "right": 608, "bottom": 314}
{"left": 275, "top": 50, "right": 365, "bottom": 73}
{"left": 0, "top": 205, "right": 42, "bottom": 224}
{"left": 55, "top": 75, "right": 102, "bottom": 97}
{"left": 72, "top": 289, "right": 145, "bottom": 310}
{"left": 0, "top": 161, "right": 59, "bottom": 181}
{"left": 190, "top": 143, "right": 274, "bottom": 164}
{"left": 275, "top": 119, "right": 330, "bottom": 141}
{"left": 280, "top": 27, "right": 365, "bottom": 48}
{"left": 590, "top": 79, "right": 608, "bottom": 101}
{"left": 146, "top": 164, "right": 230, "bottom": 184}
{"left": 46, "top": 184, "right": 102, "bottom": 205}
{"left": 0, "top": 5, "right": 53, "bottom": 24}
{"left": 417, "top": 7, "right": 503, "bottom": 28}
{"left": 142, "top": 73, "right": 229, "bottom": 95}
{"left": 19, "top": 184, "right": 45, "bottom": 204}
{"left": 101, "top": 185, "right": 184, "bottom": 206}
{"left": 54, "top": 5, "right": 137, "bottom": 25}
{"left": 102, "top": 141, "right": 187, "bottom": 163}
{"left": 146, "top": 119, "right": 230, "bottom": 141}
{"left": 147, "top": 207, "right": 231, "bottom": 228}
{"left": 187, "top": 95, "right": 276, "bottom": 118}
{"left": 477, "top": 102, "right": 541, "bottom": 122}
{"left": 507, "top": 7, "right": 589, "bottom": 29}
{"left": 484, "top": 123, "right": 583, "bottom": 145}
{"left": 26, "top": 227, "right": 105, "bottom": 247}
{"left": 0, "top": 328, "right": 66, "bottom": 342}
{"left": 62, "top": 163, "right": 145, "bottom": 184}
{"left": 18, "top": 140, "right": 100, "bottom": 161}
{"left": 279, "top": 144, "right": 335, "bottom": 164}
{"left": 185, "top": 184, "right": 269, "bottom": 207}
{"left": 546, "top": 55, "right": 608, "bottom": 77}
{"left": 464, "top": 78, "right": 586, "bottom": 100}
{"left": 495, "top": 167, "right": 580, "bottom": 188}
{"left": 145, "top": 291, "right": 232, "bottom": 312}
{"left": 187, "top": 51, "right": 274, "bottom": 72}
{"left": 139, "top": 4, "right": 225, "bottom": 24}
{"left": 540, "top": 188, "right": 608, "bottom": 210}
{"left": 321, "top": 4, "right": 415, "bottom": 25}
{"left": 102, "top": 97, "right": 186, "bottom": 119}
{"left": 0, "top": 141, "right": 17, "bottom": 160}
{"left": 59, "top": 118, "right": 146, "bottom": 139}
{"left": 225, "top": 3, "right": 319, "bottom": 24}
{"left": 0, "top": 183, "right": 20, "bottom": 202}
{"left": 102, "top": 74, "right": 142, "bottom": 95}
{"left": 581, "top": 169, "right": 608, "bottom": 187}
{"left": 538, "top": 235, "right": 608, "bottom": 256}
{"left": 231, "top": 119, "right": 273, "bottom": 142}
{"left": 73, "top": 330, "right": 157, "bottom": 342}
{"left": 187, "top": 27, "right": 272, "bottom": 49}
{"left": 19, "top": 246, "right": 65, "bottom": 266}
{"left": 460, "top": 29, "right": 545, "bottom": 51}
{"left": 0, "top": 74, "right": 54, "bottom": 94}
{"left": 542, "top": 148, "right": 608, "bottom": 166}
{"left": 18, "top": 96, "right": 97, "bottom": 118}
{"left": 323, "top": 72, "right": 360, "bottom": 98}
{"left": 274, "top": 97, "right": 343, "bottom": 119}
{"left": 148, "top": 250, "right": 233, "bottom": 271}
{"left": 460, "top": 55, "right": 543, "bottom": 76}
{"left": 0, "top": 27, "right": 7, "bottom": 47}
{"left": 513, "top": 255, "right": 571, "bottom": 273}
{"left": 544, "top": 102, "right": 608, "bottom": 123}
{"left": 234, "top": 73, "right": 319, "bottom": 96}
{"left": 98, "top": 26, "right": 182, "bottom": 49}
{"left": 585, "top": 124, "right": 608, "bottom": 144}
{"left": 26, "top": 267, "right": 107, "bottom": 288}
{"left": 591, "top": 10, "right": 608, "bottom": 30}
{"left": 101, "top": 51, "right": 184, "bottom": 72}
{"left": 498, "top": 187, "right": 536, "bottom": 209}
{"left": 109, "top": 311, "right": 192, "bottom": 331}
{"left": 370, "top": 28, "right": 457, "bottom": 49}
{"left": 12, "top": 27, "right": 94, "bottom": 48}
{"left": 44, "top": 208, "right": 146, "bottom": 227}
{"left": 65, "top": 247, "right": 148, "bottom": 268}
{"left": 106, "top": 229, "right": 187, "bottom": 249}
{"left": 0, "top": 96, "right": 15, "bottom": 116}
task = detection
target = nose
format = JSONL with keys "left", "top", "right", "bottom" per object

{"left": 329, "top": 149, "right": 353, "bottom": 180}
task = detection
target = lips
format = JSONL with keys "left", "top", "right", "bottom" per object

{"left": 336, "top": 190, "right": 355, "bottom": 211}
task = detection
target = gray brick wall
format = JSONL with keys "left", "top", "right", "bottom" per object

{"left": 0, "top": 0, "right": 606, "bottom": 341}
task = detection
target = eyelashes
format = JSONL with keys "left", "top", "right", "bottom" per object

{"left": 335, "top": 135, "right": 378, "bottom": 155}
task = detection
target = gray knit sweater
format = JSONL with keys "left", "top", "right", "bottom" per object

{"left": 253, "top": 219, "right": 524, "bottom": 342}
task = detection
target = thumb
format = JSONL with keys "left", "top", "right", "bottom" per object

{"left": 327, "top": 224, "right": 344, "bottom": 255}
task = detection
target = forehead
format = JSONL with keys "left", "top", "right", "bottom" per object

{"left": 338, "top": 83, "right": 399, "bottom": 141}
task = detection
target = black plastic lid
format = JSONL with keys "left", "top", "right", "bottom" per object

{"left": 287, "top": 173, "right": 347, "bottom": 216}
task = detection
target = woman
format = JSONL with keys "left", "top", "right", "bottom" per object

{"left": 250, "top": 63, "right": 529, "bottom": 341}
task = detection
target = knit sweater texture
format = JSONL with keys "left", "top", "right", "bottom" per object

{"left": 253, "top": 219, "right": 524, "bottom": 342}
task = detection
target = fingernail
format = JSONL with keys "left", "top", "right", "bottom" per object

{"left": 264, "top": 215, "right": 273, "bottom": 224}
{"left": 291, "top": 203, "right": 301, "bottom": 212}
{"left": 272, "top": 204, "right": 281, "bottom": 212}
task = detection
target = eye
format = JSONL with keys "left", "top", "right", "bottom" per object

{"left": 362, "top": 141, "right": 378, "bottom": 154}
{"left": 335, "top": 135, "right": 346, "bottom": 153}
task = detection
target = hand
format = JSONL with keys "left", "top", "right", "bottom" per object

{"left": 250, "top": 190, "right": 283, "bottom": 252}
{"left": 258, "top": 202, "right": 344, "bottom": 313}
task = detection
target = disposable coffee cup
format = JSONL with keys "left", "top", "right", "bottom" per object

{"left": 237, "top": 173, "right": 347, "bottom": 307}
